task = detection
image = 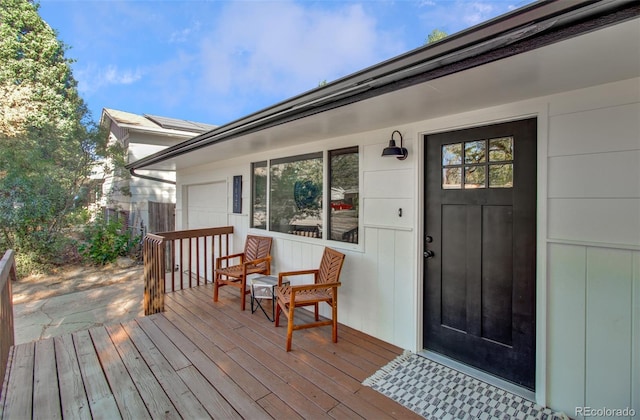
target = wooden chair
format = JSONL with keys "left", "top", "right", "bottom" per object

{"left": 275, "top": 247, "right": 346, "bottom": 351}
{"left": 214, "top": 235, "right": 272, "bottom": 311}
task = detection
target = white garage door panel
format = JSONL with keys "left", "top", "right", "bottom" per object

{"left": 187, "top": 182, "right": 228, "bottom": 229}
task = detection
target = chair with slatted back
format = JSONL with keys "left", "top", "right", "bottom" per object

{"left": 274, "top": 247, "right": 346, "bottom": 351}
{"left": 214, "top": 235, "right": 273, "bottom": 311}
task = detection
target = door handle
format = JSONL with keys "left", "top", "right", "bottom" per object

{"left": 424, "top": 250, "right": 435, "bottom": 259}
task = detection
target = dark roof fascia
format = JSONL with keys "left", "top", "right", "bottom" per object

{"left": 127, "top": 0, "right": 638, "bottom": 171}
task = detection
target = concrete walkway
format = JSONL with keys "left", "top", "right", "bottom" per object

{"left": 12, "top": 264, "right": 144, "bottom": 345}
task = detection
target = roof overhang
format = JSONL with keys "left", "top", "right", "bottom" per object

{"left": 101, "top": 108, "right": 208, "bottom": 140}
{"left": 127, "top": 0, "right": 640, "bottom": 172}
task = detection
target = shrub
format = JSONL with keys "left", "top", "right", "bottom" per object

{"left": 79, "top": 217, "right": 138, "bottom": 265}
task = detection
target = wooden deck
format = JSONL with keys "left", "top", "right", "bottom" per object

{"left": 0, "top": 283, "right": 422, "bottom": 419}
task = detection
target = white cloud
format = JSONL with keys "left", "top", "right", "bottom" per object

{"left": 75, "top": 64, "right": 144, "bottom": 94}
{"left": 417, "top": 0, "right": 513, "bottom": 35}
{"left": 104, "top": 65, "right": 143, "bottom": 85}
{"left": 193, "top": 1, "right": 403, "bottom": 102}
{"left": 461, "top": 1, "right": 499, "bottom": 26}
{"left": 169, "top": 21, "right": 201, "bottom": 43}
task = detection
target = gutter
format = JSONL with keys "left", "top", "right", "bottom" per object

{"left": 117, "top": 122, "right": 207, "bottom": 139}
{"left": 129, "top": 168, "right": 177, "bottom": 185}
{"left": 126, "top": 0, "right": 638, "bottom": 171}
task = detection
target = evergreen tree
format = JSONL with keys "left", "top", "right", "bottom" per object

{"left": 0, "top": 0, "right": 103, "bottom": 271}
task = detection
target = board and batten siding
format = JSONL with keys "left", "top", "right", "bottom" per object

{"left": 545, "top": 78, "right": 639, "bottom": 418}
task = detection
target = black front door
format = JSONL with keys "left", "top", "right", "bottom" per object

{"left": 423, "top": 118, "right": 536, "bottom": 390}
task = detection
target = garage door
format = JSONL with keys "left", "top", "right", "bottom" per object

{"left": 186, "top": 181, "right": 228, "bottom": 229}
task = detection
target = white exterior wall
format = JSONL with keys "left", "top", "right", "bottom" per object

{"left": 543, "top": 79, "right": 639, "bottom": 417}
{"left": 127, "top": 143, "right": 176, "bottom": 232}
{"left": 174, "top": 77, "right": 639, "bottom": 413}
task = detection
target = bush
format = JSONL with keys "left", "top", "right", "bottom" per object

{"left": 79, "top": 217, "right": 138, "bottom": 265}
{"left": 14, "top": 251, "right": 51, "bottom": 278}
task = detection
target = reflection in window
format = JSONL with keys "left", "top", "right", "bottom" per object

{"left": 465, "top": 166, "right": 486, "bottom": 189}
{"left": 251, "top": 161, "right": 267, "bottom": 229}
{"left": 329, "top": 147, "right": 359, "bottom": 243}
{"left": 269, "top": 153, "right": 323, "bottom": 237}
{"left": 489, "top": 164, "right": 513, "bottom": 188}
{"left": 465, "top": 141, "right": 486, "bottom": 164}
{"left": 489, "top": 137, "right": 513, "bottom": 161}
{"left": 443, "top": 167, "right": 462, "bottom": 189}
{"left": 442, "top": 137, "right": 514, "bottom": 189}
{"left": 442, "top": 144, "right": 462, "bottom": 166}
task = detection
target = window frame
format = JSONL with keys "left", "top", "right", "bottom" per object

{"left": 327, "top": 146, "right": 359, "bottom": 244}
{"left": 250, "top": 161, "right": 268, "bottom": 230}
{"left": 250, "top": 146, "right": 360, "bottom": 247}
{"left": 269, "top": 152, "right": 323, "bottom": 237}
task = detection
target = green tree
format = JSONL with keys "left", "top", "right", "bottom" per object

{"left": 0, "top": 0, "right": 104, "bottom": 272}
{"left": 426, "top": 29, "right": 447, "bottom": 44}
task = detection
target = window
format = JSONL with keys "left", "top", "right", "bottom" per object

{"left": 328, "top": 147, "right": 359, "bottom": 243}
{"left": 251, "top": 161, "right": 267, "bottom": 229}
{"left": 270, "top": 153, "right": 323, "bottom": 236}
{"left": 442, "top": 137, "right": 514, "bottom": 189}
{"left": 250, "top": 147, "right": 359, "bottom": 244}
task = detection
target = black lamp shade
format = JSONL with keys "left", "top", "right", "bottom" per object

{"left": 382, "top": 136, "right": 408, "bottom": 160}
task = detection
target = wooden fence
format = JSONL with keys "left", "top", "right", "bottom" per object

{"left": 0, "top": 250, "right": 16, "bottom": 388}
{"left": 143, "top": 226, "right": 234, "bottom": 315}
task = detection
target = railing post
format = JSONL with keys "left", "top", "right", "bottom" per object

{"left": 0, "top": 250, "right": 16, "bottom": 388}
{"left": 143, "top": 235, "right": 165, "bottom": 315}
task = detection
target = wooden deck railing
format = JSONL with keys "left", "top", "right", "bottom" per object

{"left": 143, "top": 226, "right": 234, "bottom": 315}
{"left": 0, "top": 250, "right": 17, "bottom": 386}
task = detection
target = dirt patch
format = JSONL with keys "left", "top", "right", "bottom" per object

{"left": 12, "top": 260, "right": 144, "bottom": 305}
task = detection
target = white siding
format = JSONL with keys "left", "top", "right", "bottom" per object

{"left": 547, "top": 245, "right": 639, "bottom": 417}
{"left": 544, "top": 78, "right": 640, "bottom": 418}
{"left": 547, "top": 243, "right": 586, "bottom": 412}
{"left": 547, "top": 100, "right": 640, "bottom": 247}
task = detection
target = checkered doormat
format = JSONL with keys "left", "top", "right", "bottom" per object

{"left": 363, "top": 352, "right": 567, "bottom": 419}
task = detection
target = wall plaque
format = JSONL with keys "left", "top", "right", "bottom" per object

{"left": 233, "top": 175, "right": 242, "bottom": 214}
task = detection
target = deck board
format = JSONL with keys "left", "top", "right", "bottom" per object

{"left": 73, "top": 330, "right": 121, "bottom": 420}
{"left": 33, "top": 339, "right": 61, "bottom": 420}
{"left": 2, "top": 282, "right": 422, "bottom": 419}
{"left": 119, "top": 320, "right": 210, "bottom": 420}
{"left": 133, "top": 316, "right": 191, "bottom": 371}
{"left": 105, "top": 324, "right": 179, "bottom": 419}
{"left": 89, "top": 327, "right": 150, "bottom": 419}
{"left": 54, "top": 334, "right": 91, "bottom": 420}
{"left": 161, "top": 298, "right": 271, "bottom": 401}
{"left": 3, "top": 342, "right": 34, "bottom": 419}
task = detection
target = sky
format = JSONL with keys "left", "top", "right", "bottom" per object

{"left": 38, "top": 0, "right": 531, "bottom": 128}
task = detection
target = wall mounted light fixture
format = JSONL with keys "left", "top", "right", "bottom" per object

{"left": 381, "top": 130, "right": 408, "bottom": 160}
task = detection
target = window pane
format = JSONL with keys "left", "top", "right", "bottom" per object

{"left": 443, "top": 167, "right": 462, "bottom": 189}
{"left": 442, "top": 143, "right": 462, "bottom": 166}
{"left": 489, "top": 164, "right": 513, "bottom": 188}
{"left": 251, "top": 161, "right": 267, "bottom": 229}
{"left": 489, "top": 137, "right": 513, "bottom": 162}
{"left": 465, "top": 165, "right": 486, "bottom": 189}
{"left": 329, "top": 147, "right": 358, "bottom": 243}
{"left": 465, "top": 140, "right": 486, "bottom": 164}
{"left": 270, "top": 153, "right": 323, "bottom": 237}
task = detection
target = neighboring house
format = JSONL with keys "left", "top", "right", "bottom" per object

{"left": 127, "top": 0, "right": 639, "bottom": 416}
{"left": 99, "top": 108, "right": 216, "bottom": 234}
